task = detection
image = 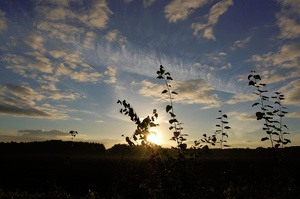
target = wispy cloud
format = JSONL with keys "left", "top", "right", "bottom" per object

{"left": 226, "top": 94, "right": 257, "bottom": 105}
{"left": 104, "top": 29, "right": 127, "bottom": 48}
{"left": 164, "top": 0, "right": 209, "bottom": 23}
{"left": 287, "top": 112, "right": 300, "bottom": 118}
{"left": 231, "top": 36, "right": 251, "bottom": 50}
{"left": 192, "top": 0, "right": 233, "bottom": 40}
{"left": 104, "top": 66, "right": 117, "bottom": 84}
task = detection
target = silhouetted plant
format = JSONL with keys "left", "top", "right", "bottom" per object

{"left": 117, "top": 100, "right": 158, "bottom": 146}
{"left": 271, "top": 92, "right": 290, "bottom": 148}
{"left": 215, "top": 110, "right": 231, "bottom": 149}
{"left": 193, "top": 134, "right": 216, "bottom": 149}
{"left": 156, "top": 65, "right": 187, "bottom": 150}
{"left": 248, "top": 71, "right": 275, "bottom": 147}
{"left": 194, "top": 110, "right": 230, "bottom": 149}
{"left": 248, "top": 71, "right": 290, "bottom": 148}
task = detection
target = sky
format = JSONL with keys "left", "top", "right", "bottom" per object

{"left": 0, "top": 0, "right": 299, "bottom": 149}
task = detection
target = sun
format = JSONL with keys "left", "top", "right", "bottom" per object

{"left": 147, "top": 131, "right": 160, "bottom": 144}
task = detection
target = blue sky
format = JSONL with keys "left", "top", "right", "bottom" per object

{"left": 0, "top": 0, "right": 299, "bottom": 149}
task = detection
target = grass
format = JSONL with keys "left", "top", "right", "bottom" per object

{"left": 0, "top": 145, "right": 300, "bottom": 198}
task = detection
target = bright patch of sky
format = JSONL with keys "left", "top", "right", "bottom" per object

{"left": 0, "top": 0, "right": 299, "bottom": 149}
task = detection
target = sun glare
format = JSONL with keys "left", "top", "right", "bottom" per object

{"left": 147, "top": 131, "right": 160, "bottom": 144}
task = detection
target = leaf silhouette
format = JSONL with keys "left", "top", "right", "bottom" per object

{"left": 162, "top": 90, "right": 168, "bottom": 94}
{"left": 261, "top": 137, "right": 269, "bottom": 141}
{"left": 169, "top": 119, "right": 178, "bottom": 124}
{"left": 170, "top": 112, "right": 176, "bottom": 117}
{"left": 253, "top": 74, "right": 261, "bottom": 80}
{"left": 166, "top": 105, "right": 172, "bottom": 113}
{"left": 248, "top": 80, "right": 255, "bottom": 86}
{"left": 171, "top": 91, "right": 178, "bottom": 95}
{"left": 224, "top": 126, "right": 231, "bottom": 129}
{"left": 256, "top": 112, "right": 264, "bottom": 120}
{"left": 252, "top": 102, "right": 259, "bottom": 107}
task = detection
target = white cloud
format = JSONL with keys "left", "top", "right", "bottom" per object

{"left": 273, "top": 42, "right": 300, "bottom": 68}
{"left": 49, "top": 50, "right": 68, "bottom": 59}
{"left": 250, "top": 42, "right": 300, "bottom": 84}
{"left": 56, "top": 63, "right": 103, "bottom": 83}
{"left": 164, "top": 0, "right": 209, "bottom": 23}
{"left": 219, "top": 62, "right": 231, "bottom": 70}
{"left": 25, "top": 52, "right": 53, "bottom": 73}
{"left": 79, "top": 0, "right": 113, "bottom": 29}
{"left": 0, "top": 84, "right": 68, "bottom": 119}
{"left": 2, "top": 53, "right": 53, "bottom": 77}
{"left": 17, "top": 129, "right": 70, "bottom": 140}
{"left": 276, "top": 0, "right": 300, "bottom": 39}
{"left": 237, "top": 113, "right": 256, "bottom": 121}
{"left": 279, "top": 79, "right": 300, "bottom": 105}
{"left": 192, "top": 0, "right": 233, "bottom": 40}
{"left": 277, "top": 15, "right": 300, "bottom": 39}
{"left": 226, "top": 94, "right": 257, "bottom": 104}
{"left": 47, "top": 91, "right": 81, "bottom": 101}
{"left": 84, "top": 31, "right": 96, "bottom": 49}
{"left": 36, "top": 6, "right": 73, "bottom": 21}
{"left": 139, "top": 79, "right": 220, "bottom": 108}
{"left": 208, "top": 0, "right": 233, "bottom": 25}
{"left": 0, "top": 10, "right": 7, "bottom": 32}
{"left": 36, "top": 0, "right": 112, "bottom": 30}
{"left": 37, "top": 21, "right": 84, "bottom": 44}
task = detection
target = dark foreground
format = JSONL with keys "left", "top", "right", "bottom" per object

{"left": 0, "top": 143, "right": 300, "bottom": 199}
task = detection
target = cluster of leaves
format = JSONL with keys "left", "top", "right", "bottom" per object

{"left": 156, "top": 65, "right": 187, "bottom": 150}
{"left": 194, "top": 110, "right": 230, "bottom": 149}
{"left": 117, "top": 100, "right": 158, "bottom": 146}
{"left": 248, "top": 71, "right": 290, "bottom": 148}
{"left": 69, "top": 130, "right": 78, "bottom": 140}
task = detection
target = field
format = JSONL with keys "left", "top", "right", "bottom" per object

{"left": 0, "top": 142, "right": 300, "bottom": 198}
